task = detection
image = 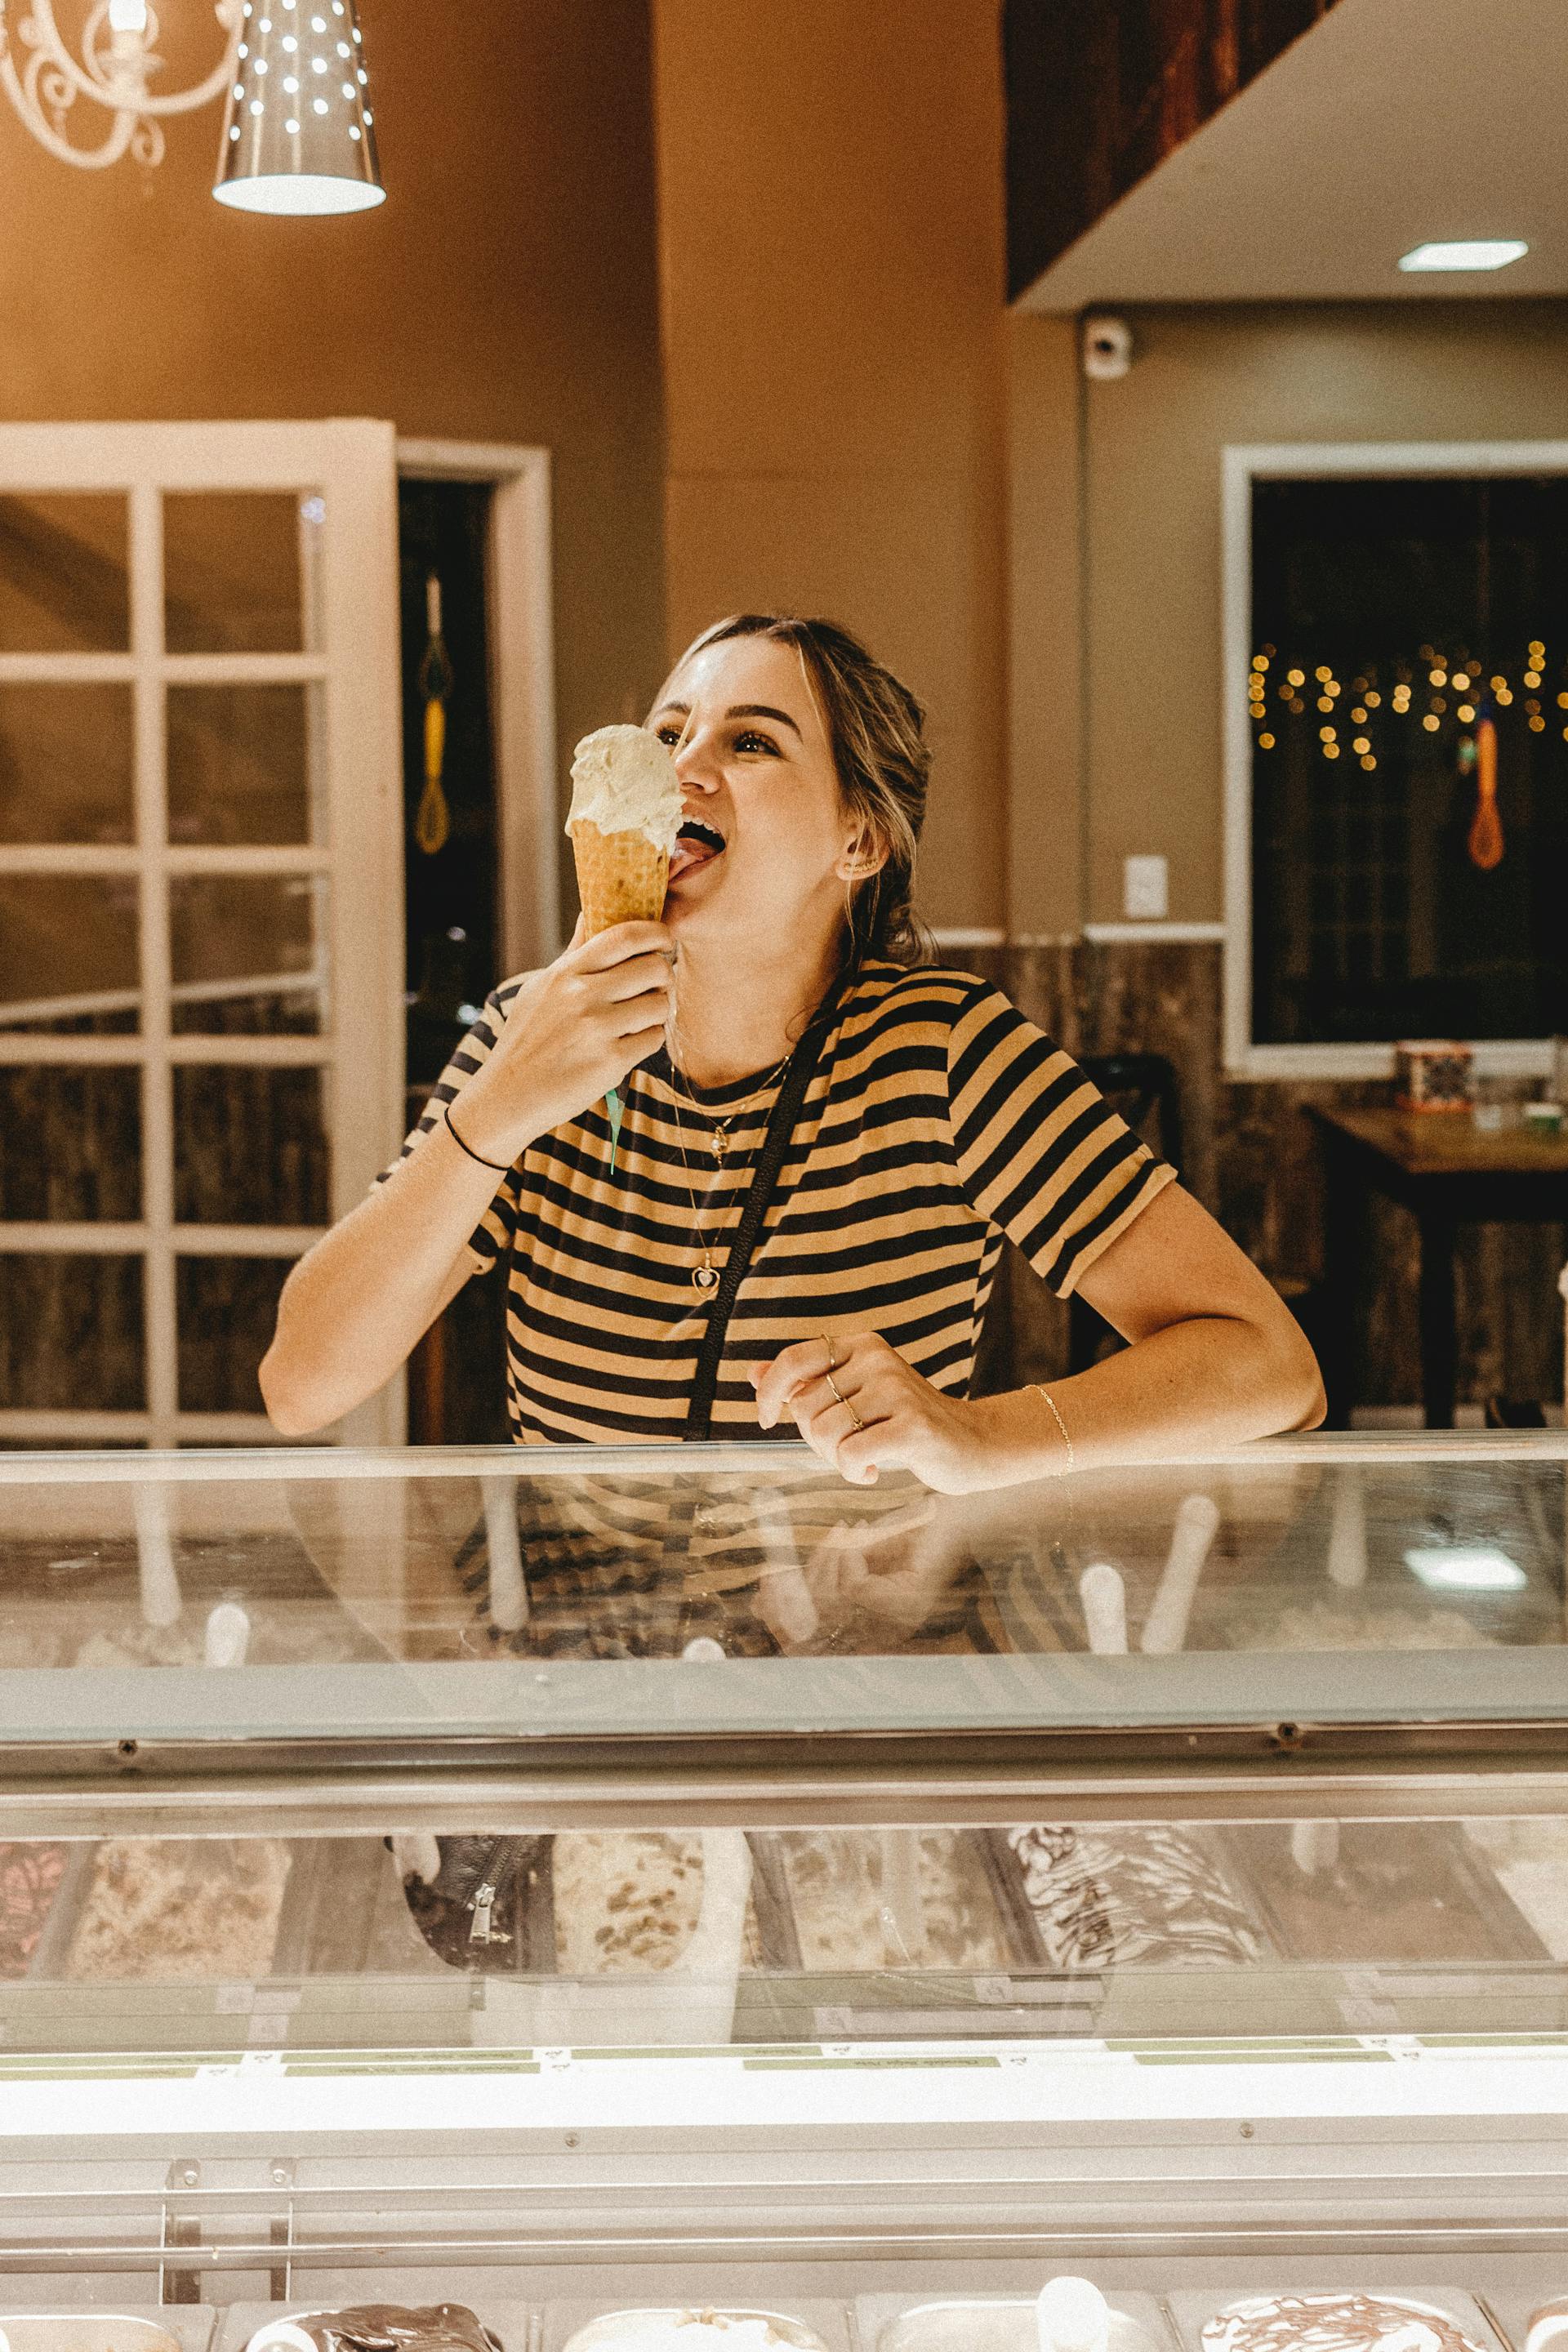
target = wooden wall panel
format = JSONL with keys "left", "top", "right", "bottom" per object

{"left": 1005, "top": 0, "right": 1343, "bottom": 299}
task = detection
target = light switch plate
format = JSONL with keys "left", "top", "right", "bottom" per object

{"left": 1123, "top": 854, "right": 1169, "bottom": 919}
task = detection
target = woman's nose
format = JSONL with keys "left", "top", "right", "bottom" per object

{"left": 673, "top": 735, "right": 720, "bottom": 792}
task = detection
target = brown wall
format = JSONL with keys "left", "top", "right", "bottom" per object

{"left": 1070, "top": 297, "right": 1568, "bottom": 928}
{"left": 0, "top": 0, "right": 667, "bottom": 880}
{"left": 651, "top": 0, "right": 1009, "bottom": 938}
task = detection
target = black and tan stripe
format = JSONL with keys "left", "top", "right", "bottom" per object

{"left": 388, "top": 961, "right": 1174, "bottom": 1446}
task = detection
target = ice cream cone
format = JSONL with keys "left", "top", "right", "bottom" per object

{"left": 569, "top": 817, "right": 671, "bottom": 937}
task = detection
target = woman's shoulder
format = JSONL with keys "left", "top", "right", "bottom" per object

{"left": 843, "top": 957, "right": 1013, "bottom": 1037}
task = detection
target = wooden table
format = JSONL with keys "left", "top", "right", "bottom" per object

{"left": 1311, "top": 1105, "right": 1568, "bottom": 1428}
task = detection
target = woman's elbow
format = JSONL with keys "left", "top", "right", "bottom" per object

{"left": 1263, "top": 1306, "right": 1327, "bottom": 1432}
{"left": 258, "top": 1337, "right": 338, "bottom": 1438}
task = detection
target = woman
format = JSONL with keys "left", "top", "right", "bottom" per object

{"left": 261, "top": 614, "right": 1323, "bottom": 1488}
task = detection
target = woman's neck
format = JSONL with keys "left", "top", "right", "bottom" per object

{"left": 666, "top": 924, "right": 845, "bottom": 1088}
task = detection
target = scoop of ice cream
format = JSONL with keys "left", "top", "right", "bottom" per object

{"left": 567, "top": 724, "right": 683, "bottom": 853}
{"left": 564, "top": 2318, "right": 817, "bottom": 2352}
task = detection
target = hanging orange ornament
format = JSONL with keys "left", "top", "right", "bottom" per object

{"left": 1467, "top": 710, "right": 1503, "bottom": 871}
{"left": 416, "top": 572, "right": 453, "bottom": 858}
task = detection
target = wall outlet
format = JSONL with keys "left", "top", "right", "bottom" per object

{"left": 1123, "top": 854, "right": 1169, "bottom": 919}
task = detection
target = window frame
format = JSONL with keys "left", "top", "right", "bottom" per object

{"left": 1222, "top": 438, "right": 1568, "bottom": 1082}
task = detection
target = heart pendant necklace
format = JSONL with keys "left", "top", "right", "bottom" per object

{"left": 668, "top": 1055, "right": 789, "bottom": 1294}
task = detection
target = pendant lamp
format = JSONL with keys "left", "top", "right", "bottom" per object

{"left": 213, "top": 0, "right": 382, "bottom": 215}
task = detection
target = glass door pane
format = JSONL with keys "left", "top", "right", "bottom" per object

{"left": 0, "top": 492, "right": 129, "bottom": 652}
{"left": 0, "top": 876, "right": 140, "bottom": 1034}
{"left": 0, "top": 683, "right": 135, "bottom": 844}
{"left": 163, "top": 489, "right": 321, "bottom": 653}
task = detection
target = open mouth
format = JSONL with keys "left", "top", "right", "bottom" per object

{"left": 667, "top": 818, "right": 726, "bottom": 880}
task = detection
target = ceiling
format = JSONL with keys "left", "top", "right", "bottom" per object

{"left": 1014, "top": 0, "right": 1568, "bottom": 312}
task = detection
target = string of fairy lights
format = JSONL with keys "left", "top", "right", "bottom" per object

{"left": 1247, "top": 640, "right": 1566, "bottom": 767}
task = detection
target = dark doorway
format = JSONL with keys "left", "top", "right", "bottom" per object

{"left": 396, "top": 474, "right": 508, "bottom": 1445}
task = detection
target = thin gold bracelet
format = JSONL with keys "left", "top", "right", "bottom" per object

{"left": 1032, "top": 1384, "right": 1076, "bottom": 1475}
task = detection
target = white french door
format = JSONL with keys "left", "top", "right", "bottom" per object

{"left": 0, "top": 421, "right": 404, "bottom": 1447}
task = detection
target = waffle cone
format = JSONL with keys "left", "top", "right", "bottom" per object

{"left": 570, "top": 818, "right": 670, "bottom": 936}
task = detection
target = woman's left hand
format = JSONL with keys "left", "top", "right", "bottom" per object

{"left": 750, "top": 1333, "right": 1000, "bottom": 1494}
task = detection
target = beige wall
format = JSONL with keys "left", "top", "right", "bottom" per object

{"left": 1073, "top": 297, "right": 1568, "bottom": 925}
{"left": 0, "top": 0, "right": 666, "bottom": 902}
{"left": 651, "top": 0, "right": 1009, "bottom": 937}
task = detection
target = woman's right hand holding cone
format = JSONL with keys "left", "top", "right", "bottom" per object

{"left": 452, "top": 918, "right": 677, "bottom": 1165}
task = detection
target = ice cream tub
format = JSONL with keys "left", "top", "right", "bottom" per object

{"left": 216, "top": 2304, "right": 528, "bottom": 2352}
{"left": 541, "top": 2301, "right": 847, "bottom": 2352}
{"left": 857, "top": 2285, "right": 1168, "bottom": 2352}
{"left": 0, "top": 2316, "right": 213, "bottom": 2352}
{"left": 1469, "top": 2294, "right": 1568, "bottom": 2352}
{"left": 1167, "top": 2287, "right": 1504, "bottom": 2352}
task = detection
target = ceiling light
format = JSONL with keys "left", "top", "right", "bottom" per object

{"left": 1404, "top": 1544, "right": 1527, "bottom": 1592}
{"left": 1398, "top": 240, "right": 1529, "bottom": 273}
{"left": 213, "top": 0, "right": 382, "bottom": 213}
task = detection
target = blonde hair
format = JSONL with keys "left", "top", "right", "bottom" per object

{"left": 675, "top": 613, "right": 934, "bottom": 969}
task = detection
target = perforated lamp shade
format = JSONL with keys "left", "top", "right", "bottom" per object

{"left": 214, "top": 0, "right": 383, "bottom": 216}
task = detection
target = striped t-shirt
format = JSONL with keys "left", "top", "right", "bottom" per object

{"left": 395, "top": 960, "right": 1174, "bottom": 1446}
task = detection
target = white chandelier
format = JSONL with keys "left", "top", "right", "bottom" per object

{"left": 0, "top": 0, "right": 241, "bottom": 171}
{"left": 0, "top": 0, "right": 383, "bottom": 210}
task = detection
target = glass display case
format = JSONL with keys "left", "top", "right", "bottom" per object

{"left": 0, "top": 1432, "right": 1565, "bottom": 2351}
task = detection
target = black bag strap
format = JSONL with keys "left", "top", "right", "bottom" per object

{"left": 684, "top": 982, "right": 844, "bottom": 1441}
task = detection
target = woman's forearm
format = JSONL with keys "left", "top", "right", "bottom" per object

{"left": 974, "top": 1307, "right": 1326, "bottom": 1487}
{"left": 259, "top": 1120, "right": 506, "bottom": 1435}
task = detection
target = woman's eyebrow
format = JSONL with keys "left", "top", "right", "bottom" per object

{"left": 726, "top": 702, "right": 802, "bottom": 738}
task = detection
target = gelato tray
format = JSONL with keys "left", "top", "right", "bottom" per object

{"left": 545, "top": 2303, "right": 845, "bottom": 2352}
{"left": 216, "top": 2305, "right": 527, "bottom": 2352}
{"left": 1169, "top": 2289, "right": 1503, "bottom": 2352}
{"left": 0, "top": 1841, "right": 69, "bottom": 1979}
{"left": 1230, "top": 1822, "right": 1548, "bottom": 1964}
{"left": 0, "top": 2317, "right": 213, "bottom": 2352}
{"left": 857, "top": 2288, "right": 1168, "bottom": 2352}
{"left": 1007, "top": 1824, "right": 1272, "bottom": 1971}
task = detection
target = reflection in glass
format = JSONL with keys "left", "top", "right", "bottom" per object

{"left": 0, "top": 875, "right": 140, "bottom": 1033}
{"left": 163, "top": 491, "right": 317, "bottom": 654}
{"left": 0, "top": 1252, "right": 144, "bottom": 1410}
{"left": 0, "top": 683, "right": 135, "bottom": 845}
{"left": 167, "top": 682, "right": 322, "bottom": 845}
{"left": 0, "top": 493, "right": 129, "bottom": 653}
{"left": 176, "top": 1255, "right": 290, "bottom": 1411}
{"left": 0, "top": 1067, "right": 141, "bottom": 1221}
{"left": 167, "top": 872, "right": 323, "bottom": 1035}
{"left": 173, "top": 1066, "right": 328, "bottom": 1224}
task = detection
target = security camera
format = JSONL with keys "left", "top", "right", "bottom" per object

{"left": 1083, "top": 315, "right": 1133, "bottom": 380}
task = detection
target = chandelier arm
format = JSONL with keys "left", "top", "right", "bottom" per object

{"left": 133, "top": 39, "right": 243, "bottom": 118}
{"left": 17, "top": 2, "right": 115, "bottom": 107}
{"left": 1, "top": 46, "right": 138, "bottom": 164}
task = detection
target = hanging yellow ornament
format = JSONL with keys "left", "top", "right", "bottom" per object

{"left": 416, "top": 571, "right": 453, "bottom": 857}
{"left": 1467, "top": 710, "right": 1504, "bottom": 871}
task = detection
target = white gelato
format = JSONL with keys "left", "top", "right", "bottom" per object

{"left": 566, "top": 725, "right": 683, "bottom": 853}
{"left": 562, "top": 2315, "right": 823, "bottom": 2352}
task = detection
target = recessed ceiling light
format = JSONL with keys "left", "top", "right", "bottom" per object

{"left": 1404, "top": 1543, "right": 1527, "bottom": 1592}
{"left": 1398, "top": 240, "right": 1529, "bottom": 273}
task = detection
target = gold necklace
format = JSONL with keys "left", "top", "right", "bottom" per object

{"left": 671, "top": 1050, "right": 791, "bottom": 1164}
{"left": 666, "top": 1056, "right": 790, "bottom": 1292}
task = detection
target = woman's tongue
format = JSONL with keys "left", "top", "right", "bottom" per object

{"left": 670, "top": 826, "right": 724, "bottom": 880}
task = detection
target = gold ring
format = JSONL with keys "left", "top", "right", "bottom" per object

{"left": 822, "top": 1333, "right": 838, "bottom": 1372}
{"left": 824, "top": 1370, "right": 865, "bottom": 1432}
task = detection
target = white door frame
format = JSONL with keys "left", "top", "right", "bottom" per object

{"left": 396, "top": 440, "right": 559, "bottom": 973}
{"left": 1222, "top": 439, "right": 1568, "bottom": 1082}
{"left": 0, "top": 419, "right": 404, "bottom": 1447}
